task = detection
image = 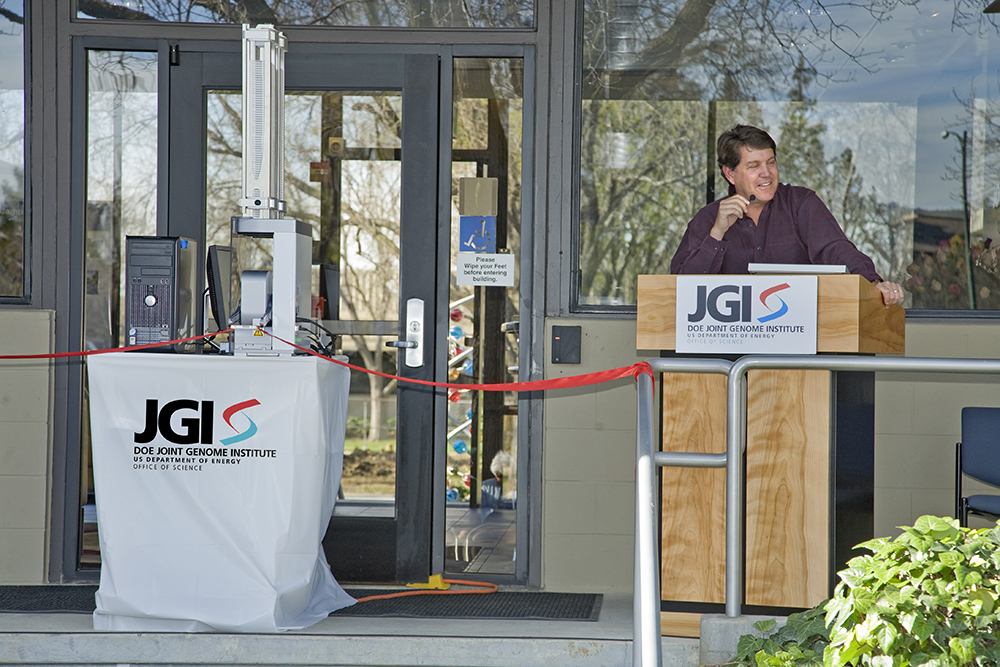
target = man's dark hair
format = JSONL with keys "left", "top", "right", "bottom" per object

{"left": 717, "top": 125, "right": 777, "bottom": 177}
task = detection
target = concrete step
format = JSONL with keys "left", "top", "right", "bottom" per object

{"left": 0, "top": 631, "right": 701, "bottom": 667}
{"left": 0, "top": 595, "right": 704, "bottom": 667}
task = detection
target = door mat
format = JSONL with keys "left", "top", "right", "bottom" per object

{"left": 0, "top": 585, "right": 99, "bottom": 613}
{"left": 331, "top": 590, "right": 602, "bottom": 621}
{"left": 0, "top": 586, "right": 602, "bottom": 622}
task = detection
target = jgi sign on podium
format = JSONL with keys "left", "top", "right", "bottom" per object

{"left": 675, "top": 275, "right": 819, "bottom": 354}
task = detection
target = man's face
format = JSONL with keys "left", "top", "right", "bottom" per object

{"left": 723, "top": 146, "right": 779, "bottom": 203}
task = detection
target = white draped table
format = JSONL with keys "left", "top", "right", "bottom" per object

{"left": 88, "top": 353, "right": 355, "bottom": 632}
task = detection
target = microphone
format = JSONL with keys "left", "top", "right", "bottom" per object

{"left": 749, "top": 195, "right": 756, "bottom": 202}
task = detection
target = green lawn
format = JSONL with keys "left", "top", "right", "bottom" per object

{"left": 344, "top": 438, "right": 394, "bottom": 453}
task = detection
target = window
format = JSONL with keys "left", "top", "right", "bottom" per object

{"left": 0, "top": 0, "right": 25, "bottom": 300}
{"left": 76, "top": 0, "right": 534, "bottom": 29}
{"left": 83, "top": 50, "right": 157, "bottom": 350}
{"left": 578, "top": 0, "right": 1000, "bottom": 312}
{"left": 80, "top": 50, "right": 157, "bottom": 568}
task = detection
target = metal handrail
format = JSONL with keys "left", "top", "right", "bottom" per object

{"left": 634, "top": 353, "right": 1000, "bottom": 667}
{"left": 634, "top": 358, "right": 732, "bottom": 667}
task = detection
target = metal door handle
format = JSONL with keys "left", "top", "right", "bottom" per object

{"left": 385, "top": 298, "right": 424, "bottom": 368}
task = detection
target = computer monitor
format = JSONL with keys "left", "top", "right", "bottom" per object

{"left": 206, "top": 245, "right": 233, "bottom": 331}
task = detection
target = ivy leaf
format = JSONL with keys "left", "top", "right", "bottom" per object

{"left": 858, "top": 537, "right": 891, "bottom": 553}
{"left": 853, "top": 589, "right": 879, "bottom": 615}
{"left": 913, "top": 515, "right": 960, "bottom": 541}
{"left": 837, "top": 636, "right": 870, "bottom": 666}
{"left": 910, "top": 614, "right": 935, "bottom": 643}
{"left": 948, "top": 635, "right": 975, "bottom": 665}
{"left": 907, "top": 650, "right": 945, "bottom": 667}
{"left": 956, "top": 597, "right": 982, "bottom": 616}
{"left": 970, "top": 587, "right": 996, "bottom": 615}
{"left": 854, "top": 619, "right": 872, "bottom": 643}
{"left": 873, "top": 620, "right": 900, "bottom": 652}
{"left": 953, "top": 564, "right": 980, "bottom": 589}
{"left": 938, "top": 551, "right": 963, "bottom": 568}
{"left": 736, "top": 633, "right": 766, "bottom": 659}
{"left": 840, "top": 567, "right": 869, "bottom": 589}
{"left": 753, "top": 618, "right": 777, "bottom": 634}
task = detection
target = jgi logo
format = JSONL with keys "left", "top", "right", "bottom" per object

{"left": 134, "top": 399, "right": 214, "bottom": 445}
{"left": 687, "top": 285, "right": 753, "bottom": 323}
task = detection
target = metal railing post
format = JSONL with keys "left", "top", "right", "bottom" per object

{"left": 634, "top": 371, "right": 661, "bottom": 667}
{"left": 725, "top": 366, "right": 747, "bottom": 617}
{"left": 634, "top": 359, "right": 732, "bottom": 666}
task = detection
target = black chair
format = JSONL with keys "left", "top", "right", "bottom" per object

{"left": 956, "top": 407, "right": 1000, "bottom": 527}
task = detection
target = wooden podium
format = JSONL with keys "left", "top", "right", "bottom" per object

{"left": 637, "top": 274, "right": 904, "bottom": 612}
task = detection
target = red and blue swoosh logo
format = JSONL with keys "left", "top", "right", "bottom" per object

{"left": 757, "top": 283, "right": 791, "bottom": 323}
{"left": 220, "top": 399, "right": 261, "bottom": 446}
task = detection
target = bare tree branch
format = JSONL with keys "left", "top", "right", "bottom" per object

{"left": 0, "top": 6, "right": 23, "bottom": 23}
{"left": 77, "top": 0, "right": 156, "bottom": 21}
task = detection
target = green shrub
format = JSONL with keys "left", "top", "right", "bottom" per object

{"left": 345, "top": 415, "right": 368, "bottom": 438}
{"left": 735, "top": 609, "right": 830, "bottom": 666}
{"left": 735, "top": 516, "right": 1000, "bottom": 667}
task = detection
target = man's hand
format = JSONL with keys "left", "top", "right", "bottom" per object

{"left": 875, "top": 281, "right": 904, "bottom": 308}
{"left": 710, "top": 194, "right": 751, "bottom": 240}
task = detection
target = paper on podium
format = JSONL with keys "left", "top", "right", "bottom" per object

{"left": 87, "top": 353, "right": 355, "bottom": 632}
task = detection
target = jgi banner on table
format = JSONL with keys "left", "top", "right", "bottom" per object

{"left": 88, "top": 354, "right": 355, "bottom": 632}
{"left": 675, "top": 275, "right": 818, "bottom": 354}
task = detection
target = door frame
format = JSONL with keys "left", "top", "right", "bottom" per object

{"left": 60, "top": 37, "right": 536, "bottom": 586}
{"left": 166, "top": 44, "right": 441, "bottom": 582}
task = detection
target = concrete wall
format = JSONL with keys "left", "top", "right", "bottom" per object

{"left": 0, "top": 310, "right": 54, "bottom": 584}
{"left": 541, "top": 316, "right": 1000, "bottom": 594}
{"left": 541, "top": 318, "right": 651, "bottom": 593}
{"left": 875, "top": 320, "right": 1000, "bottom": 536}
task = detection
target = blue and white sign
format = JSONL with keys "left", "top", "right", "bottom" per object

{"left": 459, "top": 216, "right": 496, "bottom": 253}
{"left": 675, "top": 275, "right": 818, "bottom": 354}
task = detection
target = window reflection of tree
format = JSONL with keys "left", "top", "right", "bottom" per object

{"left": 76, "top": 0, "right": 534, "bottom": 28}
{"left": 205, "top": 91, "right": 405, "bottom": 440}
{"left": 85, "top": 51, "right": 158, "bottom": 347}
{"left": 579, "top": 0, "right": 1000, "bottom": 309}
{"left": 0, "top": 3, "right": 24, "bottom": 298}
{"left": 907, "top": 93, "right": 1000, "bottom": 310}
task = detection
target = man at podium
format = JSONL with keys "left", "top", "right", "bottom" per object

{"left": 670, "top": 124, "right": 904, "bottom": 308}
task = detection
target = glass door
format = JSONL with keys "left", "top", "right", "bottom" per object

{"left": 444, "top": 57, "right": 523, "bottom": 577}
{"left": 167, "top": 49, "right": 441, "bottom": 582}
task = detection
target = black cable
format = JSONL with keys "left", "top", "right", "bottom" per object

{"left": 297, "top": 317, "right": 339, "bottom": 356}
{"left": 296, "top": 316, "right": 338, "bottom": 340}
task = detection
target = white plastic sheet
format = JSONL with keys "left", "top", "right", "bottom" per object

{"left": 88, "top": 353, "right": 355, "bottom": 632}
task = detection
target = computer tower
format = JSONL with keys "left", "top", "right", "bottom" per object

{"left": 124, "top": 236, "right": 199, "bottom": 353}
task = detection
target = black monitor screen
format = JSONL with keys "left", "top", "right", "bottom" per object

{"left": 206, "top": 245, "right": 232, "bottom": 331}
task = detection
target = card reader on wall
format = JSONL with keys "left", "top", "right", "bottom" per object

{"left": 551, "top": 325, "right": 581, "bottom": 364}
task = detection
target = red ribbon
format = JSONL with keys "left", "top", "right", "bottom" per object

{"left": 0, "top": 330, "right": 234, "bottom": 360}
{"left": 262, "top": 330, "right": 654, "bottom": 392}
{"left": 0, "top": 327, "right": 655, "bottom": 393}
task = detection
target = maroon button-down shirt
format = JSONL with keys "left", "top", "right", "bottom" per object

{"left": 669, "top": 183, "right": 882, "bottom": 282}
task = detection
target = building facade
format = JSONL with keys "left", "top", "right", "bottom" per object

{"left": 2, "top": 0, "right": 1000, "bottom": 593}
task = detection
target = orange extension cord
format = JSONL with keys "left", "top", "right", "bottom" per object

{"left": 354, "top": 579, "right": 498, "bottom": 603}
